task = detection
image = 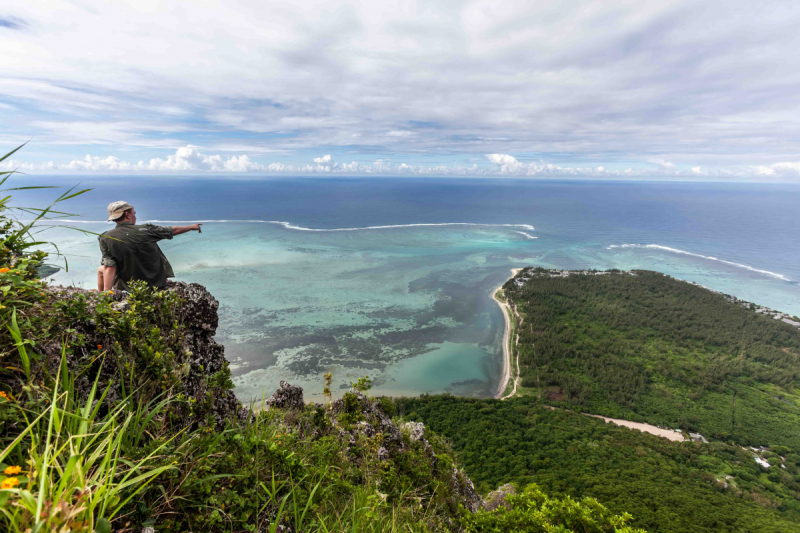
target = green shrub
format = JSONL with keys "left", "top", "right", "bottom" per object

{"left": 462, "top": 483, "right": 646, "bottom": 532}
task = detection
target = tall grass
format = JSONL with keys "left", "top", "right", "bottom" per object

{"left": 0, "top": 348, "right": 177, "bottom": 532}
{"left": 0, "top": 144, "right": 176, "bottom": 530}
{"left": 0, "top": 143, "right": 94, "bottom": 272}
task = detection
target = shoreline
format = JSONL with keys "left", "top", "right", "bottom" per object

{"left": 493, "top": 268, "right": 522, "bottom": 399}
{"left": 494, "top": 268, "right": 688, "bottom": 441}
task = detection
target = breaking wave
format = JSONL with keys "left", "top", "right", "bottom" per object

{"left": 607, "top": 244, "right": 790, "bottom": 281}
{"left": 515, "top": 231, "right": 538, "bottom": 239}
{"left": 50, "top": 220, "right": 535, "bottom": 232}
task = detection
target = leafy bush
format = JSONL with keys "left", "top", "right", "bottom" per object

{"left": 462, "top": 484, "right": 646, "bottom": 533}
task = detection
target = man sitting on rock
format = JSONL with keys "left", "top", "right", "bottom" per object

{"left": 97, "top": 201, "right": 203, "bottom": 291}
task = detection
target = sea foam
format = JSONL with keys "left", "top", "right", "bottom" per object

{"left": 607, "top": 244, "right": 790, "bottom": 281}
{"left": 50, "top": 220, "right": 535, "bottom": 233}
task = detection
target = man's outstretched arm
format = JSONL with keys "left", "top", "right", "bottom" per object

{"left": 172, "top": 223, "right": 203, "bottom": 236}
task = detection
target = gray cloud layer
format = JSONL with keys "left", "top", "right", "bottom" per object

{"left": 2, "top": 1, "right": 800, "bottom": 177}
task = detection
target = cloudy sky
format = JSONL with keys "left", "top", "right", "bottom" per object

{"left": 2, "top": 1, "right": 800, "bottom": 179}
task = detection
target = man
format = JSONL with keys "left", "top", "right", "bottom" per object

{"left": 97, "top": 201, "right": 202, "bottom": 291}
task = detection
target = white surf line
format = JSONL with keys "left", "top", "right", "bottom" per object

{"left": 514, "top": 231, "right": 538, "bottom": 239}
{"left": 493, "top": 268, "right": 522, "bottom": 399}
{"left": 608, "top": 244, "right": 790, "bottom": 281}
{"left": 277, "top": 222, "right": 536, "bottom": 232}
{"left": 47, "top": 219, "right": 536, "bottom": 233}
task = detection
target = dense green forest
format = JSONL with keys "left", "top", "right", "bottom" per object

{"left": 394, "top": 269, "right": 800, "bottom": 532}
{"left": 395, "top": 395, "right": 800, "bottom": 533}
{"left": 505, "top": 268, "right": 800, "bottom": 448}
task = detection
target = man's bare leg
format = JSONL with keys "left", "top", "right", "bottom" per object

{"left": 97, "top": 266, "right": 104, "bottom": 291}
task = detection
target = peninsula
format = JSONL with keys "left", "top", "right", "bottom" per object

{"left": 399, "top": 267, "right": 800, "bottom": 533}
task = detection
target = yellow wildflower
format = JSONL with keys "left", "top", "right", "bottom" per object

{"left": 97, "top": 345, "right": 103, "bottom": 350}
{"left": 1, "top": 477, "right": 19, "bottom": 489}
{"left": 108, "top": 290, "right": 114, "bottom": 294}
{"left": 0, "top": 268, "right": 9, "bottom": 274}
{"left": 0, "top": 391, "right": 10, "bottom": 401}
{"left": 3, "top": 466, "right": 21, "bottom": 475}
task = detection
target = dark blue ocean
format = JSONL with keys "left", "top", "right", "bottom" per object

{"left": 15, "top": 178, "right": 800, "bottom": 400}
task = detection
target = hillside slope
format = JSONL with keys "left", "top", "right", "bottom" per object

{"left": 396, "top": 395, "right": 800, "bottom": 533}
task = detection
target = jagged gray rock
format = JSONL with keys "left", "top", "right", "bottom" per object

{"left": 357, "top": 421, "right": 376, "bottom": 437}
{"left": 265, "top": 380, "right": 305, "bottom": 410}
{"left": 377, "top": 446, "right": 390, "bottom": 461}
{"left": 169, "top": 282, "right": 243, "bottom": 426}
{"left": 33, "top": 281, "right": 243, "bottom": 429}
{"left": 403, "top": 421, "right": 426, "bottom": 442}
{"left": 322, "top": 389, "right": 483, "bottom": 514}
{"left": 450, "top": 468, "right": 482, "bottom": 513}
{"left": 483, "top": 483, "right": 516, "bottom": 511}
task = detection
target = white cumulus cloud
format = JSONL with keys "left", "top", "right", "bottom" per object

{"left": 5, "top": 148, "right": 800, "bottom": 181}
{"left": 223, "top": 154, "right": 262, "bottom": 172}
{"left": 752, "top": 162, "right": 800, "bottom": 177}
{"left": 649, "top": 159, "right": 675, "bottom": 169}
{"left": 0, "top": 146, "right": 265, "bottom": 173}
{"left": 139, "top": 146, "right": 264, "bottom": 172}
{"left": 486, "top": 154, "right": 524, "bottom": 173}
{"left": 66, "top": 155, "right": 134, "bottom": 171}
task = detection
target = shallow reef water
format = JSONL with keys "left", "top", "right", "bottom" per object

{"left": 24, "top": 178, "right": 800, "bottom": 402}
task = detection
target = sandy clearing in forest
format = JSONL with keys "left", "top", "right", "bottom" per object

{"left": 584, "top": 414, "right": 685, "bottom": 441}
{"left": 541, "top": 406, "right": 685, "bottom": 442}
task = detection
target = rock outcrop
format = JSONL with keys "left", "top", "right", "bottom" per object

{"left": 265, "top": 380, "right": 305, "bottom": 410}
{"left": 483, "top": 483, "right": 516, "bottom": 511}
{"left": 170, "top": 282, "right": 243, "bottom": 425}
{"left": 324, "top": 388, "right": 483, "bottom": 513}
{"left": 35, "top": 281, "right": 242, "bottom": 428}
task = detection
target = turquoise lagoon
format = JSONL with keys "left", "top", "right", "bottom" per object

{"left": 21, "top": 178, "right": 800, "bottom": 402}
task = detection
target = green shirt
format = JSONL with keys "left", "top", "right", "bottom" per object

{"left": 98, "top": 222, "right": 175, "bottom": 291}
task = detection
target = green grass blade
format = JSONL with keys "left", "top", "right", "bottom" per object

{"left": 8, "top": 308, "right": 31, "bottom": 381}
{"left": 0, "top": 142, "right": 27, "bottom": 164}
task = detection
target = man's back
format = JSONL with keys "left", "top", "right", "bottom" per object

{"left": 98, "top": 222, "right": 174, "bottom": 291}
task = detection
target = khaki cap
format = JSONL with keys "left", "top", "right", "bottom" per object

{"left": 107, "top": 201, "right": 133, "bottom": 222}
